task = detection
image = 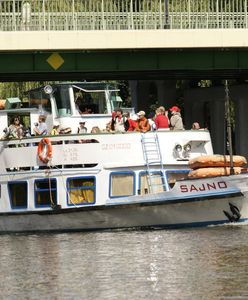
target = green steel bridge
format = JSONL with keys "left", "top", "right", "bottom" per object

{"left": 1, "top": 0, "right": 248, "bottom": 80}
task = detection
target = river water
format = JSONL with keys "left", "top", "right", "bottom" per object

{"left": 1, "top": 224, "right": 248, "bottom": 300}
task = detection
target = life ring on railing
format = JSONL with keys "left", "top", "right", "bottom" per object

{"left": 37, "top": 138, "right": 53, "bottom": 163}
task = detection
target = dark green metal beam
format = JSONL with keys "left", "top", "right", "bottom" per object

{"left": 1, "top": 48, "right": 248, "bottom": 81}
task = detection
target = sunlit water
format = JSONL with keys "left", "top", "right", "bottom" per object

{"left": 1, "top": 224, "right": 248, "bottom": 300}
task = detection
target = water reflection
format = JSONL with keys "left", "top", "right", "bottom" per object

{"left": 0, "top": 226, "right": 248, "bottom": 299}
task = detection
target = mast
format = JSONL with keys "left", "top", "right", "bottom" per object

{"left": 224, "top": 80, "right": 234, "bottom": 175}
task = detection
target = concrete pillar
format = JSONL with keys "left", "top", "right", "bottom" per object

{"left": 209, "top": 100, "right": 225, "bottom": 154}
{"left": 156, "top": 80, "right": 177, "bottom": 109}
{"left": 183, "top": 97, "right": 193, "bottom": 129}
{"left": 235, "top": 98, "right": 248, "bottom": 158}
{"left": 136, "top": 80, "right": 153, "bottom": 112}
{"left": 184, "top": 100, "right": 205, "bottom": 130}
{"left": 129, "top": 80, "right": 138, "bottom": 111}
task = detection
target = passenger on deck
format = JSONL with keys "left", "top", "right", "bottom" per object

{"left": 77, "top": 121, "right": 87, "bottom": 134}
{"left": 124, "top": 112, "right": 137, "bottom": 132}
{"left": 33, "top": 115, "right": 48, "bottom": 136}
{"left": 111, "top": 109, "right": 129, "bottom": 133}
{"left": 154, "top": 106, "right": 169, "bottom": 130}
{"left": 91, "top": 126, "right": 101, "bottom": 133}
{"left": 169, "top": 106, "right": 184, "bottom": 130}
{"left": 102, "top": 122, "right": 113, "bottom": 133}
{"left": 192, "top": 122, "right": 201, "bottom": 130}
{"left": 135, "top": 111, "right": 151, "bottom": 133}
{"left": 59, "top": 127, "right": 72, "bottom": 134}
{"left": 2, "top": 115, "right": 24, "bottom": 139}
{"left": 50, "top": 122, "right": 60, "bottom": 135}
{"left": 148, "top": 112, "right": 156, "bottom": 131}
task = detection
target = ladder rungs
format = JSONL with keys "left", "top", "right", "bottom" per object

{"left": 142, "top": 133, "right": 166, "bottom": 193}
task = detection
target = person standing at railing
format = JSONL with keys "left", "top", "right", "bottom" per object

{"left": 33, "top": 115, "right": 48, "bottom": 136}
{"left": 135, "top": 111, "right": 151, "bottom": 133}
{"left": 2, "top": 116, "right": 24, "bottom": 140}
{"left": 169, "top": 106, "right": 184, "bottom": 130}
{"left": 154, "top": 106, "right": 169, "bottom": 130}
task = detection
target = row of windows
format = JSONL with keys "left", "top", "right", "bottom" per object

{"left": 7, "top": 170, "right": 189, "bottom": 209}
{"left": 8, "top": 177, "right": 95, "bottom": 209}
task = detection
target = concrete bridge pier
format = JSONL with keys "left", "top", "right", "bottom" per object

{"left": 184, "top": 86, "right": 226, "bottom": 154}
{"left": 210, "top": 100, "right": 226, "bottom": 154}
{"left": 129, "top": 80, "right": 177, "bottom": 114}
{"left": 234, "top": 96, "right": 248, "bottom": 159}
{"left": 156, "top": 80, "right": 177, "bottom": 110}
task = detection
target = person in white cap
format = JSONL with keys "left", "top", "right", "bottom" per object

{"left": 135, "top": 111, "right": 151, "bottom": 132}
{"left": 77, "top": 121, "right": 87, "bottom": 134}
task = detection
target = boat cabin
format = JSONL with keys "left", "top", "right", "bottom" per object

{"left": 0, "top": 82, "right": 132, "bottom": 136}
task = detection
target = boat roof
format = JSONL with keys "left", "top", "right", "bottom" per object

{"left": 24, "top": 82, "right": 119, "bottom": 94}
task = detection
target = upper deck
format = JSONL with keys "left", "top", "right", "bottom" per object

{"left": 0, "top": 82, "right": 126, "bottom": 135}
{"left": 0, "top": 129, "right": 213, "bottom": 175}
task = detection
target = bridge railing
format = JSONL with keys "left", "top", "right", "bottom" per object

{"left": 0, "top": 0, "right": 248, "bottom": 31}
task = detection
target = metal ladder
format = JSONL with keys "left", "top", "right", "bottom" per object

{"left": 141, "top": 132, "right": 167, "bottom": 194}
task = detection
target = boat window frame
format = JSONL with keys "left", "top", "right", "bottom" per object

{"left": 164, "top": 169, "right": 190, "bottom": 190}
{"left": 138, "top": 170, "right": 166, "bottom": 195}
{"left": 109, "top": 171, "right": 136, "bottom": 198}
{"left": 34, "top": 178, "right": 57, "bottom": 208}
{"left": 8, "top": 181, "right": 28, "bottom": 209}
{"left": 66, "top": 176, "right": 96, "bottom": 206}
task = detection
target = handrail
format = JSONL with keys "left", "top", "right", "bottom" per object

{"left": 0, "top": 0, "right": 248, "bottom": 31}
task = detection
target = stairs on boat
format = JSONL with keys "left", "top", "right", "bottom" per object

{"left": 141, "top": 133, "right": 167, "bottom": 194}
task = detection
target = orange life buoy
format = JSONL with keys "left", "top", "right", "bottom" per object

{"left": 37, "top": 138, "right": 52, "bottom": 163}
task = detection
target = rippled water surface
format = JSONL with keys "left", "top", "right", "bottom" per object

{"left": 1, "top": 224, "right": 248, "bottom": 300}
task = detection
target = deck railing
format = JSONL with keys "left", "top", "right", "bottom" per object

{"left": 0, "top": 0, "right": 248, "bottom": 31}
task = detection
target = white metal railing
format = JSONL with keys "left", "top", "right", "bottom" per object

{"left": 0, "top": 0, "right": 248, "bottom": 31}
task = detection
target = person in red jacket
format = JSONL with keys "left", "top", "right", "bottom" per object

{"left": 154, "top": 106, "right": 169, "bottom": 130}
{"left": 125, "top": 112, "right": 137, "bottom": 132}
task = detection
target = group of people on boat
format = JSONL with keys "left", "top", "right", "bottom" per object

{"left": 1, "top": 105, "right": 202, "bottom": 140}
{"left": 108, "top": 105, "right": 184, "bottom": 133}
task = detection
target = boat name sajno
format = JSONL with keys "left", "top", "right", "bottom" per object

{"left": 180, "top": 181, "right": 227, "bottom": 193}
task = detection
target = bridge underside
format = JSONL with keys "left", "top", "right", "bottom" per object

{"left": 1, "top": 48, "right": 248, "bottom": 81}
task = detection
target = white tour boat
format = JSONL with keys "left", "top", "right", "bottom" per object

{"left": 0, "top": 82, "right": 247, "bottom": 233}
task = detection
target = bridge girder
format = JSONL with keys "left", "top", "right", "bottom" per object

{"left": 0, "top": 49, "right": 248, "bottom": 81}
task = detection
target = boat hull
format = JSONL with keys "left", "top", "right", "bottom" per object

{"left": 0, "top": 192, "right": 247, "bottom": 233}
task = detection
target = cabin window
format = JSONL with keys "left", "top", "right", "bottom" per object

{"left": 166, "top": 170, "right": 189, "bottom": 189}
{"left": 28, "top": 90, "right": 51, "bottom": 112}
{"left": 139, "top": 171, "right": 165, "bottom": 195}
{"left": 110, "top": 172, "right": 135, "bottom": 198}
{"left": 34, "top": 179, "right": 57, "bottom": 207}
{"left": 54, "top": 86, "right": 71, "bottom": 116}
{"left": 8, "top": 181, "right": 28, "bottom": 209}
{"left": 67, "top": 177, "right": 95, "bottom": 205}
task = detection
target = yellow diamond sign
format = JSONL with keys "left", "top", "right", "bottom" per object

{"left": 47, "top": 53, "right": 64, "bottom": 70}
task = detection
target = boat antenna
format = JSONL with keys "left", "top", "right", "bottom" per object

{"left": 224, "top": 80, "right": 234, "bottom": 175}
